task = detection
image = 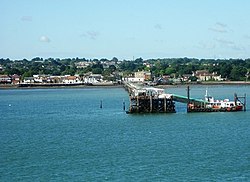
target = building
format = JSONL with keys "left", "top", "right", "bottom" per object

{"left": 11, "top": 74, "right": 21, "bottom": 84}
{"left": 181, "top": 74, "right": 192, "bottom": 82}
{"left": 0, "top": 75, "right": 12, "bottom": 84}
{"left": 123, "top": 71, "right": 151, "bottom": 83}
{"left": 193, "top": 70, "right": 222, "bottom": 81}
{"left": 63, "top": 75, "right": 81, "bottom": 84}
{"left": 23, "top": 77, "right": 34, "bottom": 83}
{"left": 84, "top": 74, "right": 103, "bottom": 84}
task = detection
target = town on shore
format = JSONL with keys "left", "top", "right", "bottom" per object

{"left": 0, "top": 57, "right": 250, "bottom": 87}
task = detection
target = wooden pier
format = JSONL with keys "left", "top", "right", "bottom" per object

{"left": 124, "top": 82, "right": 175, "bottom": 113}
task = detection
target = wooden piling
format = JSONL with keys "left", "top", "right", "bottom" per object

{"left": 127, "top": 95, "right": 175, "bottom": 113}
{"left": 164, "top": 96, "right": 167, "bottom": 112}
{"left": 244, "top": 93, "right": 246, "bottom": 112}
{"left": 187, "top": 86, "right": 190, "bottom": 112}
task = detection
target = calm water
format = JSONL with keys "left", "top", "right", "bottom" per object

{"left": 0, "top": 85, "right": 250, "bottom": 181}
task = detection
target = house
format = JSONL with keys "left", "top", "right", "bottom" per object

{"left": 135, "top": 71, "right": 152, "bottom": 81}
{"left": 84, "top": 74, "right": 103, "bottom": 84}
{"left": 193, "top": 70, "right": 222, "bottom": 81}
{"left": 50, "top": 76, "right": 63, "bottom": 83}
{"left": 144, "top": 71, "right": 152, "bottom": 81}
{"left": 33, "top": 75, "right": 50, "bottom": 83}
{"left": 75, "top": 62, "right": 92, "bottom": 69}
{"left": 123, "top": 71, "right": 151, "bottom": 83}
{"left": 0, "top": 75, "right": 12, "bottom": 84}
{"left": 123, "top": 77, "right": 144, "bottom": 82}
{"left": 11, "top": 74, "right": 21, "bottom": 84}
{"left": 23, "top": 77, "right": 34, "bottom": 83}
{"left": 181, "top": 74, "right": 192, "bottom": 82}
{"left": 63, "top": 75, "right": 81, "bottom": 84}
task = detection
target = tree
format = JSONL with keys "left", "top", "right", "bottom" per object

{"left": 111, "top": 57, "right": 118, "bottom": 63}
{"left": 230, "top": 66, "right": 247, "bottom": 81}
{"left": 109, "top": 65, "right": 116, "bottom": 72}
{"left": 164, "top": 67, "right": 175, "bottom": 75}
{"left": 189, "top": 76, "right": 198, "bottom": 82}
{"left": 220, "top": 63, "right": 232, "bottom": 79}
{"left": 92, "top": 68, "right": 103, "bottom": 74}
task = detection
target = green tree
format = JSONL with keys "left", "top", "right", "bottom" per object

{"left": 219, "top": 63, "right": 232, "bottom": 78}
{"left": 165, "top": 67, "right": 175, "bottom": 75}
{"left": 230, "top": 66, "right": 247, "bottom": 81}
{"left": 92, "top": 68, "right": 103, "bottom": 74}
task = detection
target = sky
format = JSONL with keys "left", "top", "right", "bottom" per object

{"left": 1, "top": 0, "right": 250, "bottom": 60}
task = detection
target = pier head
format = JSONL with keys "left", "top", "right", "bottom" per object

{"left": 124, "top": 82, "right": 175, "bottom": 113}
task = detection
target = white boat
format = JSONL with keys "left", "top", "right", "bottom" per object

{"left": 204, "top": 90, "right": 243, "bottom": 111}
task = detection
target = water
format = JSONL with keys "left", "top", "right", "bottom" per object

{"left": 0, "top": 86, "right": 250, "bottom": 181}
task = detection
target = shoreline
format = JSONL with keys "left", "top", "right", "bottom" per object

{"left": 0, "top": 83, "right": 124, "bottom": 89}
{"left": 1, "top": 81, "right": 250, "bottom": 89}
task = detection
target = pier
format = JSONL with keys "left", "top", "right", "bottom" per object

{"left": 124, "top": 83, "right": 246, "bottom": 113}
{"left": 124, "top": 82, "right": 175, "bottom": 113}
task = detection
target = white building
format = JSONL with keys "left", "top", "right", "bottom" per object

{"left": 123, "top": 71, "right": 151, "bottom": 83}
{"left": 84, "top": 74, "right": 103, "bottom": 84}
{"left": 63, "top": 76, "right": 81, "bottom": 84}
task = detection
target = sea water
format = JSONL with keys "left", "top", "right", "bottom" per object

{"left": 0, "top": 85, "right": 250, "bottom": 181}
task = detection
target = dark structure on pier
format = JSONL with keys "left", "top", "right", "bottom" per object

{"left": 124, "top": 83, "right": 175, "bottom": 113}
{"left": 128, "top": 96, "right": 175, "bottom": 113}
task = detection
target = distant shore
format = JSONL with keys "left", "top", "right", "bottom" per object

{"left": 0, "top": 81, "right": 250, "bottom": 89}
{"left": 0, "top": 83, "right": 123, "bottom": 89}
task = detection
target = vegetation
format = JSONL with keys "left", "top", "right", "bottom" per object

{"left": 0, "top": 57, "right": 250, "bottom": 81}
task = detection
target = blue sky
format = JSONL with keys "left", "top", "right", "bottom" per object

{"left": 1, "top": 0, "right": 250, "bottom": 60}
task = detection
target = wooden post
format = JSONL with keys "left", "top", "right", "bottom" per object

{"left": 164, "top": 96, "right": 167, "bottom": 112}
{"left": 100, "top": 100, "right": 103, "bottom": 109}
{"left": 129, "top": 96, "right": 132, "bottom": 112}
{"left": 234, "top": 93, "right": 237, "bottom": 106}
{"left": 150, "top": 96, "right": 153, "bottom": 113}
{"left": 244, "top": 93, "right": 246, "bottom": 112}
{"left": 123, "top": 99, "right": 125, "bottom": 111}
{"left": 137, "top": 96, "right": 139, "bottom": 112}
{"left": 187, "top": 86, "right": 190, "bottom": 112}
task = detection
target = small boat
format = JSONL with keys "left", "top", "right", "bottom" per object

{"left": 204, "top": 90, "right": 243, "bottom": 111}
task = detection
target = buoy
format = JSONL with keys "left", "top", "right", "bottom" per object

{"left": 9, "top": 104, "right": 11, "bottom": 107}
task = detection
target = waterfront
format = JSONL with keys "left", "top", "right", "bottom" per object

{"left": 0, "top": 85, "right": 250, "bottom": 181}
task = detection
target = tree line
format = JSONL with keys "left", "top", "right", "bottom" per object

{"left": 0, "top": 57, "right": 250, "bottom": 81}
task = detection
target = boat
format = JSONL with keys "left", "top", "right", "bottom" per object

{"left": 204, "top": 90, "right": 243, "bottom": 111}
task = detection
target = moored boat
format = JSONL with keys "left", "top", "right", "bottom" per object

{"left": 204, "top": 90, "right": 243, "bottom": 111}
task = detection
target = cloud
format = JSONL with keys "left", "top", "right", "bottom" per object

{"left": 209, "top": 22, "right": 228, "bottom": 33}
{"left": 154, "top": 24, "right": 162, "bottom": 30}
{"left": 40, "top": 35, "right": 51, "bottom": 43}
{"left": 197, "top": 41, "right": 216, "bottom": 50}
{"left": 81, "top": 31, "right": 99, "bottom": 40}
{"left": 21, "top": 16, "right": 33, "bottom": 22}
{"left": 215, "top": 38, "right": 234, "bottom": 45}
{"left": 215, "top": 38, "right": 244, "bottom": 51}
{"left": 244, "top": 35, "right": 250, "bottom": 39}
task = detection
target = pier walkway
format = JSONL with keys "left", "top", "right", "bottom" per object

{"left": 172, "top": 94, "right": 207, "bottom": 104}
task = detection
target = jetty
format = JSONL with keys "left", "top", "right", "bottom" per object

{"left": 124, "top": 82, "right": 175, "bottom": 113}
{"left": 124, "top": 83, "right": 246, "bottom": 113}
